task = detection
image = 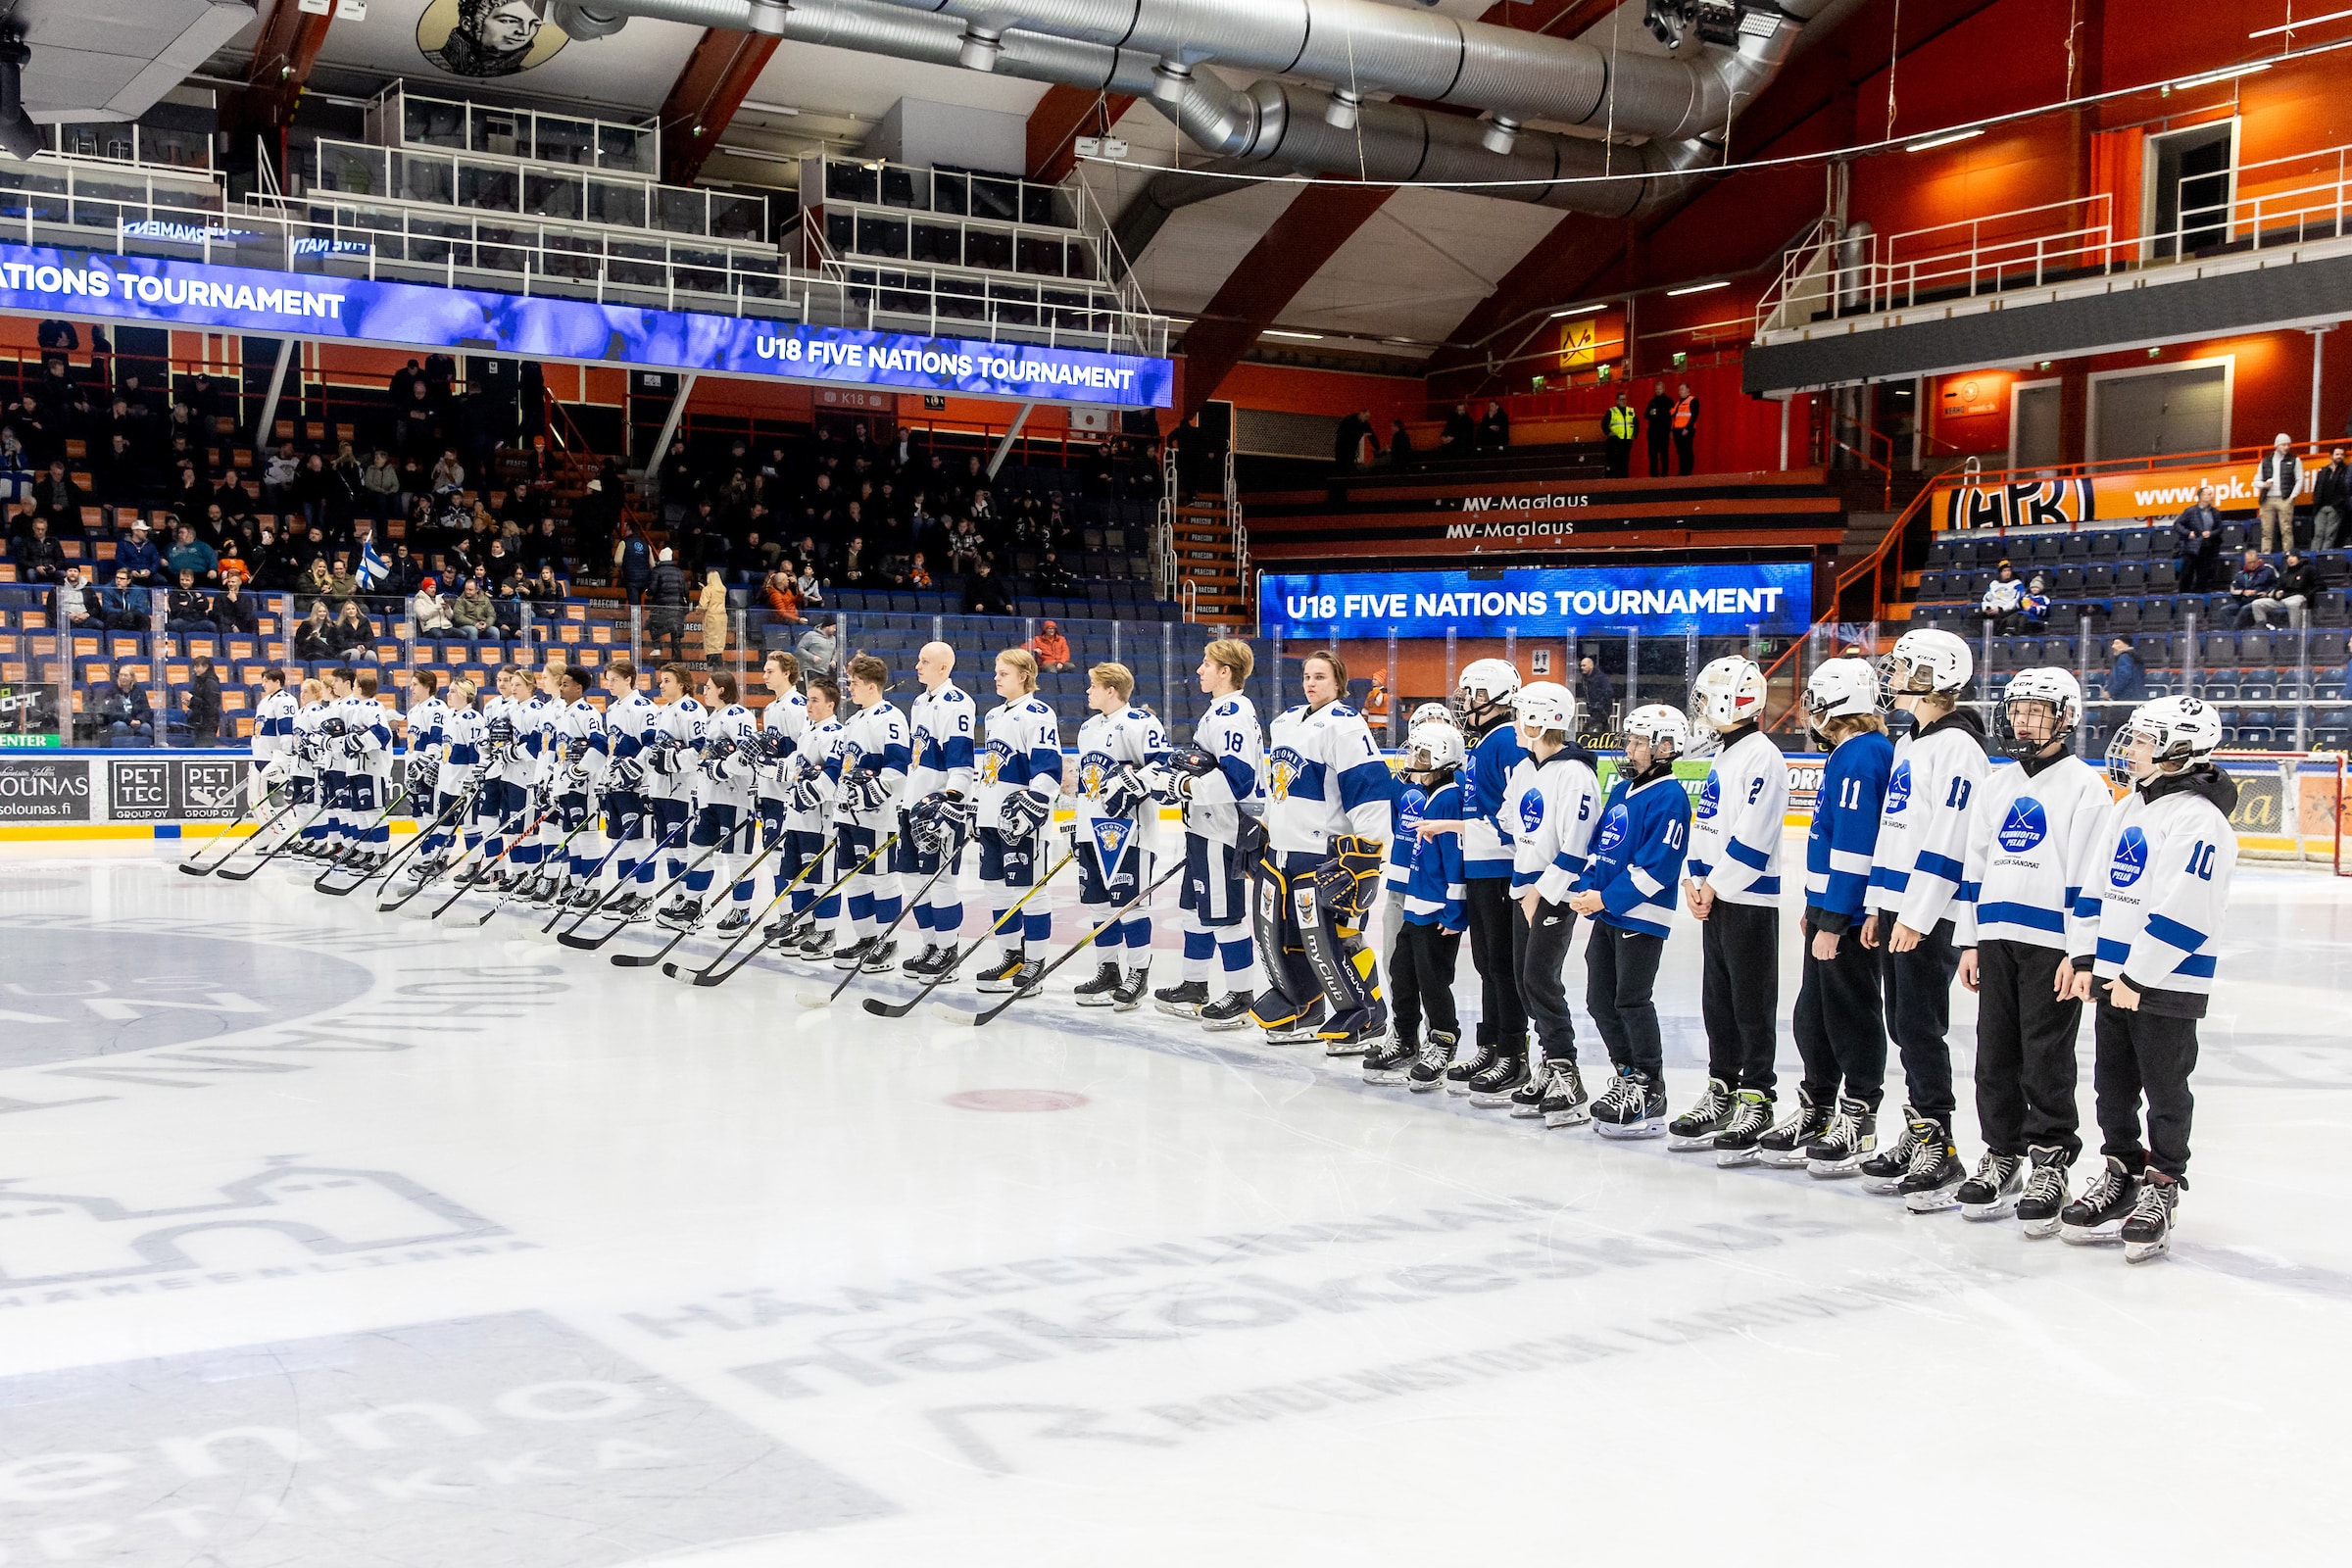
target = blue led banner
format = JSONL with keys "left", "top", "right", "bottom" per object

{"left": 1259, "top": 563, "right": 1814, "bottom": 638}
{"left": 0, "top": 244, "right": 1172, "bottom": 409}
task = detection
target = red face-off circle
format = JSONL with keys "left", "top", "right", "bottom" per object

{"left": 943, "top": 1089, "right": 1091, "bottom": 1112}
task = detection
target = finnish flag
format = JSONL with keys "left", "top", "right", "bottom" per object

{"left": 358, "top": 536, "right": 389, "bottom": 591}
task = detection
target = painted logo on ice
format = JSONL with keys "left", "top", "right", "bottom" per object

{"left": 1997, "top": 797, "right": 2048, "bottom": 854}
{"left": 2110, "top": 824, "right": 2148, "bottom": 888}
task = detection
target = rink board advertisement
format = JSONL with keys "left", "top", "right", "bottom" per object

{"left": 0, "top": 755, "right": 249, "bottom": 828}
{"left": 0, "top": 244, "right": 1173, "bottom": 409}
{"left": 1258, "top": 564, "right": 1812, "bottom": 639}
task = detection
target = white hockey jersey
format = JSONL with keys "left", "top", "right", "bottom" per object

{"left": 482, "top": 694, "right": 535, "bottom": 785}
{"left": 605, "top": 688, "right": 662, "bottom": 788}
{"left": 787, "top": 715, "right": 845, "bottom": 834}
{"left": 757, "top": 687, "right": 810, "bottom": 802}
{"left": 646, "top": 695, "right": 707, "bottom": 801}
{"left": 905, "top": 680, "right": 978, "bottom": 808}
{"left": 832, "top": 699, "right": 910, "bottom": 829}
{"left": 551, "top": 697, "right": 609, "bottom": 794}
{"left": 1075, "top": 704, "right": 1169, "bottom": 858}
{"left": 1500, "top": 748, "right": 1603, "bottom": 904}
{"left": 1689, "top": 726, "right": 1787, "bottom": 907}
{"left": 2081, "top": 765, "right": 2238, "bottom": 1010}
{"left": 291, "top": 699, "right": 331, "bottom": 777}
{"left": 1182, "top": 695, "right": 1264, "bottom": 850}
{"left": 439, "top": 703, "right": 488, "bottom": 794}
{"left": 518, "top": 690, "right": 561, "bottom": 786}
{"left": 338, "top": 694, "right": 393, "bottom": 776}
{"left": 1952, "top": 753, "right": 2112, "bottom": 953}
{"left": 406, "top": 695, "right": 452, "bottom": 768}
{"left": 979, "top": 695, "right": 1062, "bottom": 833}
{"left": 1264, "top": 700, "right": 1388, "bottom": 857}
{"left": 697, "top": 702, "right": 760, "bottom": 808}
{"left": 253, "top": 688, "right": 298, "bottom": 761}
{"left": 1867, "top": 710, "right": 1989, "bottom": 933}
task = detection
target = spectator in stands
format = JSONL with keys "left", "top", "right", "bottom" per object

{"left": 411, "top": 576, "right": 453, "bottom": 639}
{"left": 324, "top": 553, "right": 362, "bottom": 606}
{"left": 56, "top": 564, "right": 97, "bottom": 630}
{"left": 613, "top": 522, "right": 654, "bottom": 605}
{"left": 1387, "top": 418, "right": 1415, "bottom": 471}
{"left": 29, "top": 460, "right": 87, "bottom": 530}
{"left": 1981, "top": 561, "right": 2028, "bottom": 630}
{"left": 95, "top": 432, "right": 146, "bottom": 506}
{"left": 11, "top": 512, "right": 63, "bottom": 582}
{"left": 296, "top": 558, "right": 335, "bottom": 614}
{"left": 90, "top": 666, "right": 153, "bottom": 749}
{"left": 116, "top": 517, "right": 165, "bottom": 586}
{"left": 166, "top": 568, "right": 213, "bottom": 632}
{"left": 1577, "top": 654, "right": 1616, "bottom": 726}
{"left": 1643, "top": 380, "right": 1674, "bottom": 476}
{"left": 2175, "top": 485, "right": 2224, "bottom": 590}
{"left": 1334, "top": 411, "right": 1375, "bottom": 472}
{"left": 839, "top": 535, "right": 871, "bottom": 589}
{"left": 2106, "top": 637, "right": 2147, "bottom": 708}
{"left": 761, "top": 568, "right": 802, "bottom": 625}
{"left": 795, "top": 559, "right": 824, "bottom": 609}
{"left": 645, "top": 547, "right": 689, "bottom": 660}
{"left": 1030, "top": 619, "right": 1072, "bottom": 673}
{"left": 294, "top": 600, "right": 337, "bottom": 662}
{"left": 796, "top": 617, "right": 838, "bottom": 676}
{"left": 2254, "top": 432, "right": 2302, "bottom": 554}
{"left": 1603, "top": 392, "right": 1637, "bottom": 478}
{"left": 1440, "top": 403, "right": 1475, "bottom": 460}
{"left": 166, "top": 523, "right": 219, "bottom": 587}
{"left": 362, "top": 449, "right": 401, "bottom": 525}
{"left": 431, "top": 450, "right": 466, "bottom": 498}
{"left": 184, "top": 655, "right": 221, "bottom": 747}
{"left": 2252, "top": 550, "right": 2323, "bottom": 628}
{"left": 2020, "top": 574, "right": 2052, "bottom": 631}
{"left": 963, "top": 558, "right": 1008, "bottom": 617}
{"left": 452, "top": 576, "right": 497, "bottom": 647}
{"left": 98, "top": 566, "right": 148, "bottom": 631}
{"left": 261, "top": 443, "right": 300, "bottom": 513}
{"left": 2230, "top": 549, "right": 2280, "bottom": 628}
{"left": 1034, "top": 550, "right": 1076, "bottom": 596}
{"left": 523, "top": 515, "right": 566, "bottom": 576}
{"left": 2314, "top": 445, "right": 2351, "bottom": 553}
{"left": 906, "top": 553, "right": 933, "bottom": 590}
{"left": 699, "top": 570, "right": 730, "bottom": 667}
{"left": 496, "top": 577, "right": 537, "bottom": 648}
{"left": 210, "top": 576, "right": 258, "bottom": 635}
{"left": 396, "top": 380, "right": 439, "bottom": 459}
{"left": 526, "top": 564, "right": 564, "bottom": 612}
{"left": 1476, "top": 401, "right": 1511, "bottom": 456}
{"left": 327, "top": 600, "right": 379, "bottom": 663}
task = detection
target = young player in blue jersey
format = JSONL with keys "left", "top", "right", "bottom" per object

{"left": 1364, "top": 721, "right": 1467, "bottom": 1086}
{"left": 1944, "top": 668, "right": 2112, "bottom": 1226}
{"left": 1443, "top": 660, "right": 1529, "bottom": 1080}
{"left": 1568, "top": 705, "right": 1693, "bottom": 1137}
{"left": 1157, "top": 638, "right": 1265, "bottom": 1026}
{"left": 972, "top": 649, "right": 1064, "bottom": 996}
{"left": 1760, "top": 658, "right": 1895, "bottom": 1175}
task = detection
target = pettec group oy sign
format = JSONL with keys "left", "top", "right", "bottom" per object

{"left": 1259, "top": 564, "right": 1812, "bottom": 639}
{"left": 0, "top": 245, "right": 1171, "bottom": 409}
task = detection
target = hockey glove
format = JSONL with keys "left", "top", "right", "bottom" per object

{"left": 849, "top": 771, "right": 892, "bottom": 812}
{"left": 608, "top": 755, "right": 645, "bottom": 793}
{"left": 1311, "top": 834, "right": 1383, "bottom": 923}
{"left": 644, "top": 739, "right": 675, "bottom": 777}
{"left": 261, "top": 754, "right": 296, "bottom": 786}
{"left": 1098, "top": 764, "right": 1150, "bottom": 822}
{"left": 406, "top": 757, "right": 439, "bottom": 798}
{"left": 342, "top": 734, "right": 370, "bottom": 761}
{"left": 1234, "top": 809, "right": 1269, "bottom": 863}
{"left": 789, "top": 775, "right": 828, "bottom": 814}
{"left": 1166, "top": 744, "right": 1219, "bottom": 800}
{"left": 1000, "top": 787, "right": 1053, "bottom": 837}
{"left": 564, "top": 735, "right": 591, "bottom": 767}
{"left": 486, "top": 715, "right": 514, "bottom": 749}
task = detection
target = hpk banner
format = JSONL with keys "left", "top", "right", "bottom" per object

{"left": 0, "top": 245, "right": 1172, "bottom": 409}
{"left": 1258, "top": 564, "right": 1811, "bottom": 639}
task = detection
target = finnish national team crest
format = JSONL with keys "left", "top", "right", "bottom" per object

{"left": 1885, "top": 760, "right": 1913, "bottom": 814}
{"left": 980, "top": 743, "right": 1006, "bottom": 784}
{"left": 1998, "top": 798, "right": 2048, "bottom": 854}
{"left": 1090, "top": 814, "right": 1135, "bottom": 871}
{"left": 1696, "top": 774, "right": 1720, "bottom": 821}
{"left": 1267, "top": 747, "right": 1303, "bottom": 802}
{"left": 2111, "top": 824, "right": 2148, "bottom": 888}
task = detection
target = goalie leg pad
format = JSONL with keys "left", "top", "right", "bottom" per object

{"left": 1248, "top": 853, "right": 1324, "bottom": 1026}
{"left": 1297, "top": 880, "right": 1384, "bottom": 1031}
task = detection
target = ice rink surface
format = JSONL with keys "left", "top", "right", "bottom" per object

{"left": 2, "top": 837, "right": 2349, "bottom": 1565}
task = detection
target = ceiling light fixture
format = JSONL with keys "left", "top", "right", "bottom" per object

{"left": 1665, "top": 279, "right": 1730, "bottom": 297}
{"left": 2172, "top": 61, "right": 2273, "bottom": 90}
{"left": 737, "top": 99, "right": 804, "bottom": 118}
{"left": 1550, "top": 303, "right": 1608, "bottom": 318}
{"left": 1263, "top": 329, "right": 1326, "bottom": 341}
{"left": 1904, "top": 127, "right": 1984, "bottom": 153}
{"left": 2250, "top": 7, "right": 2352, "bottom": 38}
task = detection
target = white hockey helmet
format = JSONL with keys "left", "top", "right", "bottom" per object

{"left": 1881, "top": 627, "right": 1975, "bottom": 704}
{"left": 2107, "top": 695, "right": 2223, "bottom": 787}
{"left": 1510, "top": 680, "right": 1577, "bottom": 736}
{"left": 1404, "top": 720, "right": 1467, "bottom": 775}
{"left": 1624, "top": 703, "right": 1692, "bottom": 760}
{"left": 1803, "top": 657, "right": 1881, "bottom": 726}
{"left": 1690, "top": 655, "right": 1768, "bottom": 733}
{"left": 1996, "top": 666, "right": 2082, "bottom": 760}
{"left": 1410, "top": 701, "right": 1455, "bottom": 730}
{"left": 1455, "top": 657, "right": 1522, "bottom": 721}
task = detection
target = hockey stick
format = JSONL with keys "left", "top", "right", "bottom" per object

{"left": 184, "top": 788, "right": 300, "bottom": 877}
{"left": 425, "top": 796, "right": 557, "bottom": 920}
{"left": 552, "top": 817, "right": 690, "bottom": 947}
{"left": 535, "top": 809, "right": 644, "bottom": 934}
{"left": 793, "top": 833, "right": 946, "bottom": 1009}
{"left": 310, "top": 781, "right": 416, "bottom": 892}
{"left": 968, "top": 857, "right": 1187, "bottom": 1028}
{"left": 467, "top": 802, "right": 610, "bottom": 927}
{"left": 864, "top": 843, "right": 1077, "bottom": 1019}
{"left": 177, "top": 771, "right": 286, "bottom": 875}
{"left": 376, "top": 775, "right": 502, "bottom": 913}
{"left": 608, "top": 818, "right": 786, "bottom": 969}
{"left": 320, "top": 777, "right": 473, "bottom": 899}
{"left": 661, "top": 828, "right": 843, "bottom": 987}
{"left": 216, "top": 792, "right": 336, "bottom": 882}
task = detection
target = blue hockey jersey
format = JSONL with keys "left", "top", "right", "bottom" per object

{"left": 1804, "top": 729, "right": 1893, "bottom": 931}
{"left": 1576, "top": 767, "right": 1690, "bottom": 940}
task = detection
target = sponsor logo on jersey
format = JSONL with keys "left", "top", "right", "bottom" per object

{"left": 1885, "top": 760, "right": 1913, "bottom": 814}
{"left": 1267, "top": 746, "right": 1304, "bottom": 801}
{"left": 1517, "top": 787, "right": 1545, "bottom": 834}
{"left": 1595, "top": 803, "right": 1629, "bottom": 857}
{"left": 1998, "top": 797, "right": 2048, "bottom": 854}
{"left": 2110, "top": 824, "right": 2147, "bottom": 887}
{"left": 1396, "top": 784, "right": 1426, "bottom": 838}
{"left": 1696, "top": 773, "right": 1721, "bottom": 821}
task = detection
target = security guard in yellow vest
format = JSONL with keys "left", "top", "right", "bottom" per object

{"left": 1603, "top": 393, "right": 1638, "bottom": 478}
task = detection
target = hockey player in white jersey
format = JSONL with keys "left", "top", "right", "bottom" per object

{"left": 597, "top": 659, "right": 661, "bottom": 915}
{"left": 754, "top": 650, "right": 813, "bottom": 933}
{"left": 669, "top": 671, "right": 758, "bottom": 932}
{"left": 512, "top": 663, "right": 565, "bottom": 902}
{"left": 786, "top": 675, "right": 850, "bottom": 957}
{"left": 310, "top": 665, "right": 360, "bottom": 861}
{"left": 828, "top": 654, "right": 912, "bottom": 972}
{"left": 1250, "top": 649, "right": 1395, "bottom": 1050}
{"left": 287, "top": 677, "right": 332, "bottom": 856}
{"left": 473, "top": 666, "right": 540, "bottom": 887}
{"left": 2056, "top": 696, "right": 2236, "bottom": 1262}
{"left": 335, "top": 669, "right": 396, "bottom": 871}
{"left": 635, "top": 663, "right": 707, "bottom": 914}
{"left": 1936, "top": 667, "right": 2112, "bottom": 1226}
{"left": 539, "top": 664, "right": 610, "bottom": 909}
{"left": 970, "top": 649, "right": 1062, "bottom": 996}
{"left": 412, "top": 677, "right": 484, "bottom": 881}
{"left": 248, "top": 666, "right": 301, "bottom": 850}
{"left": 1673, "top": 655, "right": 1790, "bottom": 1164}
{"left": 1155, "top": 638, "right": 1264, "bottom": 1027}
{"left": 1858, "top": 626, "right": 1990, "bottom": 1205}
{"left": 1071, "top": 661, "right": 1169, "bottom": 1011}
{"left": 899, "top": 642, "right": 980, "bottom": 977}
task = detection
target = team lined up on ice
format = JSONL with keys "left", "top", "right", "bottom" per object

{"left": 236, "top": 625, "right": 2233, "bottom": 1262}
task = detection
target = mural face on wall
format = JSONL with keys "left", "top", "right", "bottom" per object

{"left": 416, "top": 0, "right": 570, "bottom": 78}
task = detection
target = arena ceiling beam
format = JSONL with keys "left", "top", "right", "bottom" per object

{"left": 659, "top": 26, "right": 785, "bottom": 187}
{"left": 230, "top": 0, "right": 334, "bottom": 170}
{"left": 1028, "top": 84, "right": 1136, "bottom": 182}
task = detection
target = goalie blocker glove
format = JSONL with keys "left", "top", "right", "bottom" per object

{"left": 1313, "top": 834, "right": 1384, "bottom": 922}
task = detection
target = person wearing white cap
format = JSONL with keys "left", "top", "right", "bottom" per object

{"left": 2253, "top": 432, "right": 2301, "bottom": 554}
{"left": 645, "top": 545, "right": 689, "bottom": 661}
